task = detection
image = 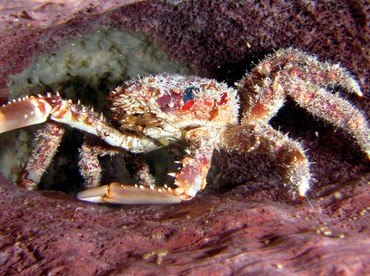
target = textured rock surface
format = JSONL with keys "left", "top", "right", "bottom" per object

{"left": 1, "top": 0, "right": 369, "bottom": 96}
{"left": 0, "top": 173, "right": 369, "bottom": 275}
{"left": 0, "top": 0, "right": 369, "bottom": 274}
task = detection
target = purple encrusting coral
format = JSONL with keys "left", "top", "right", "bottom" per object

{"left": 0, "top": 0, "right": 369, "bottom": 274}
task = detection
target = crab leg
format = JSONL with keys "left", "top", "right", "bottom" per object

{"left": 290, "top": 85, "right": 370, "bottom": 159}
{"left": 240, "top": 48, "right": 369, "bottom": 159}
{"left": 218, "top": 124, "right": 311, "bottom": 199}
{"left": 77, "top": 128, "right": 217, "bottom": 204}
{"left": 0, "top": 94, "right": 159, "bottom": 152}
{"left": 78, "top": 137, "right": 121, "bottom": 189}
{"left": 18, "top": 122, "right": 65, "bottom": 190}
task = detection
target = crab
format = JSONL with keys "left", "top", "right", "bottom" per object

{"left": 0, "top": 48, "right": 369, "bottom": 204}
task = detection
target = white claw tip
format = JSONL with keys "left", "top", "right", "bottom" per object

{"left": 356, "top": 90, "right": 363, "bottom": 97}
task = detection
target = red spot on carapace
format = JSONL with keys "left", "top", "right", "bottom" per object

{"left": 217, "top": 93, "right": 228, "bottom": 105}
{"left": 181, "top": 100, "right": 194, "bottom": 111}
{"left": 203, "top": 100, "right": 213, "bottom": 107}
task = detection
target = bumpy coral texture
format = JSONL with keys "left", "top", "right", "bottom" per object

{"left": 0, "top": 0, "right": 369, "bottom": 274}
{"left": 0, "top": 1, "right": 369, "bottom": 93}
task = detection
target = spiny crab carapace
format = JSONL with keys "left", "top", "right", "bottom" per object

{"left": 0, "top": 48, "right": 369, "bottom": 204}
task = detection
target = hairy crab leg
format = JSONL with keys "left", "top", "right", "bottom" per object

{"left": 18, "top": 122, "right": 65, "bottom": 190}
{"left": 239, "top": 48, "right": 369, "bottom": 159}
{"left": 218, "top": 124, "right": 311, "bottom": 199}
{"left": 289, "top": 85, "right": 370, "bottom": 159}
{"left": 0, "top": 94, "right": 159, "bottom": 152}
{"left": 78, "top": 137, "right": 124, "bottom": 189}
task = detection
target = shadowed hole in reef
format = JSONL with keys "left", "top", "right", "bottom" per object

{"left": 39, "top": 129, "right": 84, "bottom": 194}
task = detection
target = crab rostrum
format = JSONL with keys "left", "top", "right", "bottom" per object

{"left": 0, "top": 48, "right": 369, "bottom": 204}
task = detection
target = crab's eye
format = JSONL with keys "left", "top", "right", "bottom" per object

{"left": 183, "top": 86, "right": 200, "bottom": 103}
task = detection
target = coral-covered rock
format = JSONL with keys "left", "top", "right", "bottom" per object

{"left": 0, "top": 173, "right": 369, "bottom": 274}
{"left": 1, "top": 0, "right": 369, "bottom": 95}
{"left": 0, "top": 0, "right": 369, "bottom": 274}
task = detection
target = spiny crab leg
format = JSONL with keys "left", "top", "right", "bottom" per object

{"left": 218, "top": 124, "right": 311, "bottom": 199}
{"left": 239, "top": 48, "right": 370, "bottom": 159}
{"left": 0, "top": 94, "right": 159, "bottom": 152}
{"left": 18, "top": 122, "right": 66, "bottom": 190}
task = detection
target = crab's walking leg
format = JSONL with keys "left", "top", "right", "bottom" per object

{"left": 77, "top": 128, "right": 217, "bottom": 204}
{"left": 18, "top": 122, "right": 65, "bottom": 190}
{"left": 290, "top": 85, "right": 370, "bottom": 159}
{"left": 242, "top": 75, "right": 369, "bottom": 158}
{"left": 239, "top": 48, "right": 370, "bottom": 159}
{"left": 79, "top": 137, "right": 154, "bottom": 189}
{"left": 78, "top": 137, "right": 122, "bottom": 189}
{"left": 218, "top": 124, "right": 311, "bottom": 199}
{"left": 242, "top": 48, "right": 363, "bottom": 100}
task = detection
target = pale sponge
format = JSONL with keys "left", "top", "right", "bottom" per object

{"left": 8, "top": 29, "right": 192, "bottom": 99}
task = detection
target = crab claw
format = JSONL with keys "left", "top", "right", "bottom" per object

{"left": 0, "top": 96, "right": 54, "bottom": 133}
{"left": 0, "top": 94, "right": 159, "bottom": 152}
{"left": 77, "top": 182, "right": 183, "bottom": 204}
